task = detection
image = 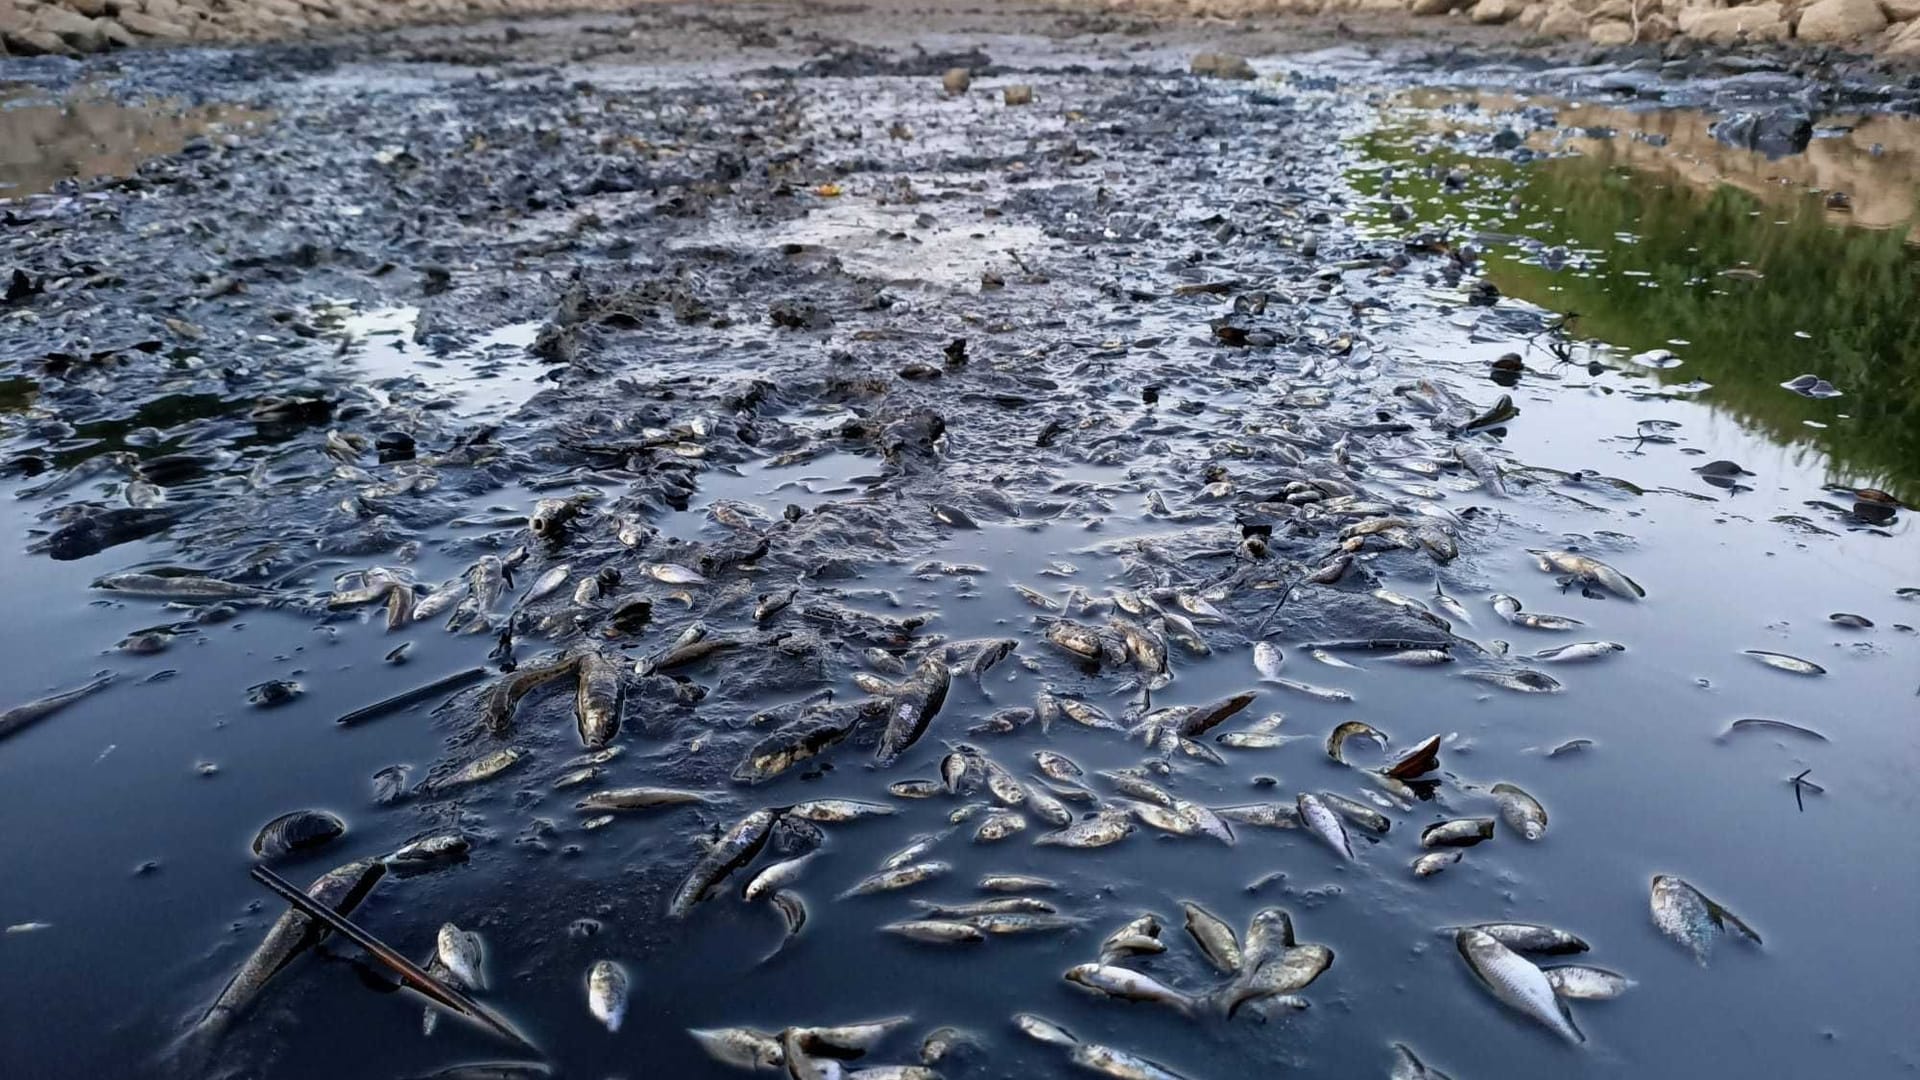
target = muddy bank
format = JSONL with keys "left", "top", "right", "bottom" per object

{"left": 0, "top": 3, "right": 1916, "bottom": 1080}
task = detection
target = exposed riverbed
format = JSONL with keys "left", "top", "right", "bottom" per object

{"left": 1, "top": 5, "right": 1916, "bottom": 1079}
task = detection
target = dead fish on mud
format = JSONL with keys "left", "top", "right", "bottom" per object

{"left": 388, "top": 834, "right": 470, "bottom": 870}
{"left": 1542, "top": 965, "right": 1634, "bottom": 1000}
{"left": 1742, "top": 650, "right": 1826, "bottom": 676}
{"left": 1526, "top": 549, "right": 1644, "bottom": 600}
{"left": 1252, "top": 641, "right": 1286, "bottom": 680}
{"left": 1421, "top": 818, "right": 1494, "bottom": 848}
{"left": 587, "top": 959, "right": 630, "bottom": 1032}
{"left": 1460, "top": 668, "right": 1563, "bottom": 694}
{"left": 670, "top": 808, "right": 777, "bottom": 918}
{"left": 877, "top": 657, "right": 951, "bottom": 765}
{"left": 92, "top": 572, "right": 270, "bottom": 602}
{"left": 1036, "top": 810, "right": 1133, "bottom": 849}
{"left": 1491, "top": 783, "right": 1548, "bottom": 840}
{"left": 1533, "top": 641, "right": 1625, "bottom": 663}
{"left": 432, "top": 749, "right": 522, "bottom": 793}
{"left": 1296, "top": 793, "right": 1354, "bottom": 860}
{"left": 575, "top": 787, "right": 710, "bottom": 812}
{"left": 1490, "top": 593, "right": 1584, "bottom": 631}
{"left": 1390, "top": 1042, "right": 1456, "bottom": 1080}
{"left": 1650, "top": 875, "right": 1760, "bottom": 964}
{"left": 1216, "top": 944, "right": 1333, "bottom": 1018}
{"left": 1455, "top": 928, "right": 1584, "bottom": 1043}
{"left": 840, "top": 861, "right": 951, "bottom": 898}
{"left": 573, "top": 649, "right": 625, "bottom": 748}
{"left": 1064, "top": 964, "right": 1197, "bottom": 1017}
{"left": 0, "top": 673, "right": 114, "bottom": 742}
{"left": 1412, "top": 850, "right": 1461, "bottom": 877}
{"left": 437, "top": 924, "right": 486, "bottom": 991}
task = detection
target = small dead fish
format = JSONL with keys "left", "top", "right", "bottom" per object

{"left": 754, "top": 587, "right": 798, "bottom": 622}
{"left": 1182, "top": 901, "right": 1242, "bottom": 975}
{"left": 840, "top": 861, "right": 950, "bottom": 898}
{"left": 1534, "top": 641, "right": 1625, "bottom": 663}
{"left": 388, "top": 834, "right": 469, "bottom": 867}
{"left": 1465, "top": 923, "right": 1590, "bottom": 955}
{"left": 690, "top": 1027, "right": 785, "bottom": 1070}
{"left": 1068, "top": 1042, "right": 1193, "bottom": 1080}
{"left": 575, "top": 787, "right": 709, "bottom": 812}
{"left": 1720, "top": 718, "right": 1827, "bottom": 742}
{"left": 669, "top": 808, "right": 778, "bottom": 918}
{"left": 525, "top": 565, "right": 571, "bottom": 603}
{"left": 437, "top": 924, "right": 485, "bottom": 991}
{"left": 587, "top": 960, "right": 629, "bottom": 1032}
{"left": 0, "top": 674, "right": 115, "bottom": 742}
{"left": 1252, "top": 641, "right": 1285, "bottom": 680}
{"left": 1326, "top": 721, "right": 1388, "bottom": 764}
{"left": 1064, "top": 964, "right": 1196, "bottom": 1016}
{"left": 1308, "top": 648, "right": 1361, "bottom": 669}
{"left": 1100, "top": 913, "right": 1165, "bottom": 961}
{"left": 1034, "top": 750, "right": 1083, "bottom": 782}
{"left": 435, "top": 749, "right": 521, "bottom": 792}
{"left": 881, "top": 831, "right": 950, "bottom": 872}
{"left": 1297, "top": 794, "right": 1353, "bottom": 860}
{"left": 1491, "top": 783, "right": 1547, "bottom": 840}
{"left": 1270, "top": 677, "right": 1353, "bottom": 703}
{"left": 915, "top": 897, "right": 1056, "bottom": 918}
{"left": 1412, "top": 850, "right": 1461, "bottom": 877}
{"left": 1460, "top": 668, "right": 1562, "bottom": 694}
{"left": 251, "top": 810, "right": 346, "bottom": 860}
{"left": 1013, "top": 1013, "right": 1079, "bottom": 1047}
{"left": 1215, "top": 803, "right": 1299, "bottom": 830}
{"left": 877, "top": 657, "right": 951, "bottom": 765}
{"left": 1527, "top": 549, "right": 1644, "bottom": 600}
{"left": 889, "top": 779, "right": 944, "bottom": 799}
{"left": 1650, "top": 875, "right": 1760, "bottom": 964}
{"left": 1489, "top": 594, "right": 1584, "bottom": 631}
{"left": 1036, "top": 810, "right": 1133, "bottom": 849}
{"left": 1455, "top": 929, "right": 1582, "bottom": 1043}
{"left": 1318, "top": 792, "right": 1391, "bottom": 834}
{"left": 647, "top": 563, "right": 708, "bottom": 585}
{"left": 981, "top": 874, "right": 1057, "bottom": 892}
{"left": 1542, "top": 965, "right": 1634, "bottom": 1000}
{"left": 1218, "top": 944, "right": 1332, "bottom": 1017}
{"left": 574, "top": 649, "right": 624, "bottom": 749}
{"left": 1742, "top": 650, "right": 1826, "bottom": 676}
{"left": 931, "top": 503, "right": 978, "bottom": 529}
{"left": 1060, "top": 698, "right": 1125, "bottom": 733}
{"left": 745, "top": 852, "right": 820, "bottom": 901}
{"left": 789, "top": 799, "right": 896, "bottom": 823}
{"left": 884, "top": 919, "right": 984, "bottom": 944}
{"left": 1421, "top": 818, "right": 1494, "bottom": 848}
{"left": 1547, "top": 738, "right": 1593, "bottom": 757}
{"left": 92, "top": 573, "right": 267, "bottom": 602}
{"left": 974, "top": 810, "right": 1028, "bottom": 843}
{"left": 1390, "top": 1042, "right": 1455, "bottom": 1080}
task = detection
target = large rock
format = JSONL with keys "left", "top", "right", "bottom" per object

{"left": 1190, "top": 52, "right": 1256, "bottom": 80}
{"left": 33, "top": 5, "right": 107, "bottom": 49}
{"left": 119, "top": 9, "right": 189, "bottom": 38}
{"left": 1796, "top": 0, "right": 1887, "bottom": 39}
{"left": 1881, "top": 0, "right": 1920, "bottom": 21}
{"left": 1514, "top": 2, "right": 1548, "bottom": 27}
{"left": 1411, "top": 0, "right": 1472, "bottom": 14}
{"left": 5, "top": 24, "right": 74, "bottom": 56}
{"left": 1469, "top": 0, "right": 1525, "bottom": 22}
{"left": 1710, "top": 108, "right": 1813, "bottom": 157}
{"left": 1887, "top": 18, "right": 1920, "bottom": 56}
{"left": 1538, "top": 2, "right": 1587, "bottom": 33}
{"left": 1589, "top": 17, "right": 1636, "bottom": 42}
{"left": 1677, "top": 2, "right": 1790, "bottom": 42}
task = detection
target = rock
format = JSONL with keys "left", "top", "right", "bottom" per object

{"left": 1002, "top": 84, "right": 1032, "bottom": 106}
{"left": 941, "top": 67, "right": 970, "bottom": 95}
{"left": 1710, "top": 108, "right": 1813, "bottom": 157}
{"left": 1514, "top": 2, "right": 1548, "bottom": 28}
{"left": 119, "top": 11, "right": 192, "bottom": 39}
{"left": 1190, "top": 52, "right": 1256, "bottom": 80}
{"left": 1538, "top": 2, "right": 1587, "bottom": 34}
{"left": 1410, "top": 0, "right": 1471, "bottom": 15}
{"left": 1795, "top": 0, "right": 1886, "bottom": 40}
{"left": 1589, "top": 0, "right": 1631, "bottom": 19}
{"left": 34, "top": 6, "right": 106, "bottom": 50}
{"left": 1676, "top": 2, "right": 1789, "bottom": 43}
{"left": 1589, "top": 18, "right": 1635, "bottom": 44}
{"left": 1889, "top": 20, "right": 1920, "bottom": 59}
{"left": 1468, "top": 0, "right": 1525, "bottom": 24}
{"left": 4, "top": 26, "right": 75, "bottom": 57}
{"left": 67, "top": 0, "right": 111, "bottom": 16}
{"left": 1881, "top": 0, "right": 1920, "bottom": 20}
{"left": 98, "top": 15, "right": 135, "bottom": 47}
{"left": 1640, "top": 11, "right": 1677, "bottom": 39}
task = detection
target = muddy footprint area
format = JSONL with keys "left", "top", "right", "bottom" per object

{"left": 2, "top": 4, "right": 1918, "bottom": 1080}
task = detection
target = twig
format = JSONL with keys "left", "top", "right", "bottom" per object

{"left": 335, "top": 668, "right": 488, "bottom": 727}
{"left": 248, "top": 866, "right": 538, "bottom": 1052}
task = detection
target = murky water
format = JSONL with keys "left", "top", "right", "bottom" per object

{"left": 0, "top": 85, "right": 270, "bottom": 199}
{"left": 1, "top": 14, "right": 1918, "bottom": 1080}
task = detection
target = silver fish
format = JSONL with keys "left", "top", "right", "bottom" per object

{"left": 1459, "top": 668, "right": 1562, "bottom": 694}
{"left": 1465, "top": 923, "right": 1590, "bottom": 955}
{"left": 647, "top": 562, "right": 708, "bottom": 585}
{"left": 689, "top": 1027, "right": 785, "bottom": 1070}
{"left": 1296, "top": 793, "right": 1354, "bottom": 860}
{"left": 974, "top": 810, "right": 1028, "bottom": 843}
{"left": 0, "top": 673, "right": 115, "bottom": 742}
{"left": 575, "top": 787, "right": 709, "bottom": 812}
{"left": 1270, "top": 677, "right": 1353, "bottom": 703}
{"left": 670, "top": 808, "right": 777, "bottom": 918}
{"left": 93, "top": 573, "right": 267, "bottom": 601}
{"left": 1527, "top": 549, "right": 1643, "bottom": 599}
{"left": 1181, "top": 901, "right": 1242, "bottom": 975}
{"left": 435, "top": 749, "right": 521, "bottom": 791}
{"left": 840, "top": 861, "right": 950, "bottom": 898}
{"left": 1064, "top": 964, "right": 1196, "bottom": 1016}
{"left": 1013, "top": 1012, "right": 1079, "bottom": 1047}
{"left": 882, "top": 920, "right": 985, "bottom": 944}
{"left": 574, "top": 649, "right": 624, "bottom": 748}
{"left": 1742, "top": 650, "right": 1826, "bottom": 676}
{"left": 1318, "top": 792, "right": 1391, "bottom": 834}
{"left": 1037, "top": 810, "right": 1133, "bottom": 848}
{"left": 1534, "top": 641, "right": 1625, "bottom": 663}
{"left": 1412, "top": 850, "right": 1461, "bottom": 877}
{"left": 877, "top": 657, "right": 951, "bottom": 764}
{"left": 388, "top": 834, "right": 468, "bottom": 866}
{"left": 436, "top": 924, "right": 485, "bottom": 991}
{"left": 1215, "top": 803, "right": 1299, "bottom": 830}
{"left": 1068, "top": 1042, "right": 1194, "bottom": 1080}
{"left": 1489, "top": 593, "right": 1583, "bottom": 631}
{"left": 1650, "top": 874, "right": 1760, "bottom": 964}
{"left": 966, "top": 913, "right": 1083, "bottom": 935}
{"left": 789, "top": 799, "right": 897, "bottom": 823}
{"left": 1455, "top": 929, "right": 1582, "bottom": 1043}
{"left": 1033, "top": 750, "right": 1083, "bottom": 782}
{"left": 981, "top": 874, "right": 1058, "bottom": 892}
{"left": 1390, "top": 1042, "right": 1455, "bottom": 1080}
{"left": 744, "top": 852, "right": 820, "bottom": 901}
{"left": 1420, "top": 818, "right": 1494, "bottom": 847}
{"left": 1218, "top": 944, "right": 1332, "bottom": 1017}
{"left": 1491, "top": 782, "right": 1548, "bottom": 840}
{"left": 881, "top": 831, "right": 950, "bottom": 871}
{"left": 587, "top": 960, "right": 630, "bottom": 1032}
{"left": 1252, "top": 641, "right": 1286, "bottom": 680}
{"left": 525, "top": 565, "right": 571, "bottom": 603}
{"left": 1542, "top": 964, "right": 1635, "bottom": 1000}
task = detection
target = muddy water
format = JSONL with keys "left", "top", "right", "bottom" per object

{"left": 0, "top": 86, "right": 270, "bottom": 199}
{"left": 1, "top": 14, "right": 1918, "bottom": 1080}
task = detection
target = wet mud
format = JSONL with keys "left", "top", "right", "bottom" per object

{"left": 1, "top": 4, "right": 1916, "bottom": 1080}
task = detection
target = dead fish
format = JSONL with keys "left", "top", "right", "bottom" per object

{"left": 1064, "top": 964, "right": 1196, "bottom": 1016}
{"left": 1412, "top": 850, "right": 1461, "bottom": 877}
{"left": 981, "top": 873, "right": 1057, "bottom": 892}
{"left": 1216, "top": 731, "right": 1300, "bottom": 750}
{"left": 388, "top": 834, "right": 469, "bottom": 867}
{"left": 1527, "top": 549, "right": 1643, "bottom": 599}
{"left": 1216, "top": 803, "right": 1299, "bottom": 830}
{"left": 754, "top": 587, "right": 798, "bottom": 622}
{"left": 185, "top": 859, "right": 385, "bottom": 1050}
{"left": 877, "top": 657, "right": 951, "bottom": 765}
{"left": 1182, "top": 902, "right": 1242, "bottom": 975}
{"left": 881, "top": 832, "right": 950, "bottom": 872}
{"left": 1465, "top": 923, "right": 1590, "bottom": 955}
{"left": 889, "top": 779, "right": 944, "bottom": 799}
{"left": 840, "top": 861, "right": 950, "bottom": 898}
{"left": 1318, "top": 792, "right": 1391, "bottom": 834}
{"left": 1252, "top": 641, "right": 1286, "bottom": 681}
{"left": 1490, "top": 593, "right": 1584, "bottom": 631}
{"left": 884, "top": 919, "right": 984, "bottom": 944}
{"left": 1547, "top": 739, "right": 1593, "bottom": 757}
{"left": 0, "top": 673, "right": 115, "bottom": 742}
{"left": 647, "top": 562, "right": 708, "bottom": 585}
{"left": 1327, "top": 721, "right": 1388, "bottom": 764}
{"left": 1742, "top": 650, "right": 1826, "bottom": 676}
{"left": 1024, "top": 784, "right": 1075, "bottom": 828}
{"left": 764, "top": 890, "right": 808, "bottom": 962}
{"left": 1014, "top": 1012, "right": 1080, "bottom": 1047}
{"left": 1453, "top": 444, "right": 1507, "bottom": 496}
{"left": 1129, "top": 801, "right": 1197, "bottom": 837}
{"left": 436, "top": 924, "right": 485, "bottom": 991}
{"left": 1100, "top": 913, "right": 1165, "bottom": 961}
{"left": 480, "top": 653, "right": 582, "bottom": 736}
{"left": 919, "top": 1025, "right": 979, "bottom": 1065}
{"left": 92, "top": 573, "right": 267, "bottom": 601}
{"left": 735, "top": 709, "right": 865, "bottom": 784}
{"left": 1534, "top": 641, "right": 1625, "bottom": 663}
{"left": 1491, "top": 783, "right": 1547, "bottom": 840}
{"left": 1037, "top": 810, "right": 1133, "bottom": 849}
{"left": 1014, "top": 584, "right": 1063, "bottom": 611}
{"left": 931, "top": 503, "right": 978, "bottom": 529}
{"left": 1270, "top": 677, "right": 1353, "bottom": 703}
{"left": 587, "top": 960, "right": 630, "bottom": 1032}
{"left": 1067, "top": 1042, "right": 1193, "bottom": 1080}
{"left": 251, "top": 810, "right": 347, "bottom": 860}
{"left": 1297, "top": 794, "right": 1354, "bottom": 860}
{"left": 1382, "top": 734, "right": 1441, "bottom": 779}
{"left": 1059, "top": 697, "right": 1126, "bottom": 732}
{"left": 1218, "top": 944, "right": 1333, "bottom": 1017}
{"left": 1828, "top": 612, "right": 1873, "bottom": 629}
{"left": 1034, "top": 750, "right": 1083, "bottom": 782}
{"left": 915, "top": 897, "right": 1056, "bottom": 919}
{"left": 791, "top": 1016, "right": 913, "bottom": 1056}
{"left": 974, "top": 810, "right": 1028, "bottom": 843}
{"left": 1421, "top": 818, "right": 1494, "bottom": 848}
{"left": 669, "top": 808, "right": 777, "bottom": 918}
{"left": 574, "top": 649, "right": 624, "bottom": 749}
{"left": 1650, "top": 875, "right": 1760, "bottom": 964}
{"left": 1456, "top": 929, "right": 1583, "bottom": 1043}
{"left": 690, "top": 1028, "right": 786, "bottom": 1070}
{"left": 525, "top": 565, "right": 571, "bottom": 603}
{"left": 789, "top": 799, "right": 896, "bottom": 823}
{"left": 1542, "top": 965, "right": 1634, "bottom": 1000}
{"left": 1720, "top": 718, "right": 1827, "bottom": 742}
{"left": 1390, "top": 1042, "right": 1455, "bottom": 1080}
{"left": 745, "top": 852, "right": 821, "bottom": 901}
{"left": 435, "top": 749, "right": 521, "bottom": 792}
{"left": 1460, "top": 668, "right": 1562, "bottom": 694}
{"left": 575, "top": 787, "right": 709, "bottom": 812}
{"left": 1309, "top": 648, "right": 1361, "bottom": 669}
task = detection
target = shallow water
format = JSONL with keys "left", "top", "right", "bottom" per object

{"left": 1, "top": 13, "right": 1918, "bottom": 1080}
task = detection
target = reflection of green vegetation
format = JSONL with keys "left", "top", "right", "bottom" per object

{"left": 1349, "top": 125, "right": 1920, "bottom": 504}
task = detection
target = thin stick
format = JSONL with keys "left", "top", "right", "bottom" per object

{"left": 335, "top": 667, "right": 488, "bottom": 727}
{"left": 248, "top": 866, "right": 538, "bottom": 1051}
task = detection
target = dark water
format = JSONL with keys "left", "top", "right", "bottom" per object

{"left": 1, "top": 26, "right": 1918, "bottom": 1080}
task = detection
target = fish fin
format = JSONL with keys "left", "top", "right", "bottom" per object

{"left": 1706, "top": 900, "right": 1762, "bottom": 945}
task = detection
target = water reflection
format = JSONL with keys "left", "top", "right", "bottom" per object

{"left": 1351, "top": 92, "right": 1920, "bottom": 504}
{"left": 0, "top": 85, "right": 271, "bottom": 199}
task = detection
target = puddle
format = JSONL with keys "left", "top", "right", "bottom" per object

{"left": 1351, "top": 90, "right": 1920, "bottom": 504}
{"left": 0, "top": 85, "right": 271, "bottom": 200}
{"left": 329, "top": 306, "right": 550, "bottom": 417}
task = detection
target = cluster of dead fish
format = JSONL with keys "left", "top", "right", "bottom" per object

{"left": 1070, "top": 903, "right": 1332, "bottom": 1021}
{"left": 688, "top": 1015, "right": 950, "bottom": 1078}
